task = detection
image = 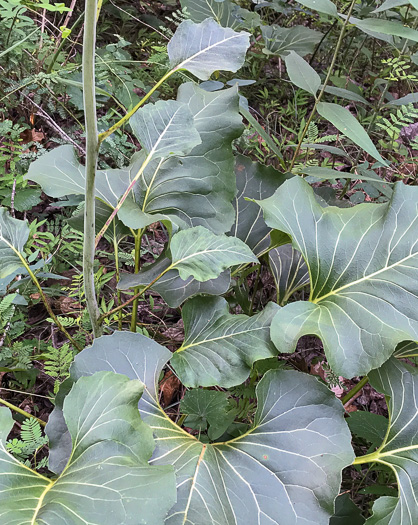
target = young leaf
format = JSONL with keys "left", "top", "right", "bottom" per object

{"left": 68, "top": 331, "right": 354, "bottom": 525}
{"left": 0, "top": 372, "right": 176, "bottom": 524}
{"left": 317, "top": 102, "right": 389, "bottom": 166}
{"left": 169, "top": 226, "right": 257, "bottom": 282}
{"left": 299, "top": 166, "right": 390, "bottom": 183}
{"left": 323, "top": 85, "right": 370, "bottom": 105}
{"left": 168, "top": 18, "right": 250, "bottom": 80}
{"left": 372, "top": 0, "right": 407, "bottom": 13}
{"left": 257, "top": 176, "right": 418, "bottom": 377}
{"left": 171, "top": 296, "right": 279, "bottom": 387}
{"left": 0, "top": 208, "right": 29, "bottom": 278}
{"left": 295, "top": 0, "right": 338, "bottom": 16}
{"left": 269, "top": 244, "right": 310, "bottom": 306}
{"left": 129, "top": 100, "right": 201, "bottom": 158}
{"left": 118, "top": 253, "right": 230, "bottom": 308}
{"left": 261, "top": 24, "right": 323, "bottom": 57}
{"left": 357, "top": 359, "right": 418, "bottom": 525}
{"left": 180, "top": 389, "right": 235, "bottom": 440}
{"left": 330, "top": 494, "right": 365, "bottom": 524}
{"left": 285, "top": 50, "right": 321, "bottom": 96}
{"left": 230, "top": 154, "right": 290, "bottom": 256}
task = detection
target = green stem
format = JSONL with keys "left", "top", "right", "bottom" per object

{"left": 0, "top": 397, "right": 46, "bottom": 427}
{"left": 112, "top": 234, "right": 123, "bottom": 331}
{"left": 341, "top": 376, "right": 369, "bottom": 405}
{"left": 98, "top": 69, "right": 175, "bottom": 144}
{"left": 47, "top": 12, "right": 84, "bottom": 74}
{"left": 130, "top": 231, "right": 142, "bottom": 332}
{"left": 82, "top": 0, "right": 101, "bottom": 338}
{"left": 288, "top": 0, "right": 357, "bottom": 172}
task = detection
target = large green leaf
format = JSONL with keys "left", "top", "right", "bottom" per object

{"left": 168, "top": 225, "right": 257, "bottom": 281}
{"left": 27, "top": 83, "right": 244, "bottom": 235}
{"left": 0, "top": 372, "right": 176, "bottom": 524}
{"left": 257, "top": 176, "right": 418, "bottom": 377}
{"left": 68, "top": 331, "right": 354, "bottom": 525}
{"left": 296, "top": 0, "right": 337, "bottom": 15}
{"left": 168, "top": 18, "right": 250, "bottom": 80}
{"left": 261, "top": 24, "right": 323, "bottom": 57}
{"left": 118, "top": 253, "right": 230, "bottom": 307}
{"left": 133, "top": 83, "right": 244, "bottom": 233}
{"left": 354, "top": 359, "right": 418, "bottom": 525}
{"left": 372, "top": 0, "right": 407, "bottom": 13}
{"left": 171, "top": 296, "right": 279, "bottom": 387}
{"left": 230, "top": 154, "right": 290, "bottom": 256}
{"left": 130, "top": 100, "right": 201, "bottom": 158}
{"left": 269, "top": 244, "right": 310, "bottom": 306}
{"left": 0, "top": 207, "right": 29, "bottom": 279}
{"left": 285, "top": 50, "right": 321, "bottom": 96}
{"left": 355, "top": 19, "right": 418, "bottom": 42}
{"left": 180, "top": 0, "right": 241, "bottom": 28}
{"left": 317, "top": 102, "right": 389, "bottom": 166}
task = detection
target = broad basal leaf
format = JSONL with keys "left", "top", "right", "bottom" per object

{"left": 269, "top": 244, "right": 310, "bottom": 306}
{"left": 118, "top": 253, "right": 230, "bottom": 308}
{"left": 180, "top": 0, "right": 242, "bottom": 28}
{"left": 130, "top": 100, "right": 201, "bottom": 158}
{"left": 133, "top": 83, "right": 244, "bottom": 233}
{"left": 0, "top": 207, "right": 29, "bottom": 278}
{"left": 285, "top": 50, "right": 321, "bottom": 96}
{"left": 168, "top": 18, "right": 250, "bottom": 80}
{"left": 169, "top": 225, "right": 257, "bottom": 281}
{"left": 171, "top": 296, "right": 279, "bottom": 387}
{"left": 0, "top": 372, "right": 176, "bottom": 524}
{"left": 68, "top": 331, "right": 354, "bottom": 525}
{"left": 355, "top": 359, "right": 418, "bottom": 525}
{"left": 257, "top": 176, "right": 418, "bottom": 377}
{"left": 28, "top": 83, "right": 243, "bottom": 235}
{"left": 230, "top": 154, "right": 290, "bottom": 256}
{"left": 317, "top": 102, "right": 389, "bottom": 166}
{"left": 261, "top": 24, "right": 323, "bottom": 57}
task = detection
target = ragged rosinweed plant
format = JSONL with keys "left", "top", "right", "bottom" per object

{"left": 0, "top": 0, "right": 418, "bottom": 524}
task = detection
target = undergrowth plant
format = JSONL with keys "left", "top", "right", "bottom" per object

{"left": 0, "top": 0, "right": 418, "bottom": 524}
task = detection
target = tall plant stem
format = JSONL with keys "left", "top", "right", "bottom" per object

{"left": 112, "top": 235, "right": 123, "bottom": 330}
{"left": 0, "top": 397, "right": 46, "bottom": 427}
{"left": 98, "top": 70, "right": 174, "bottom": 144}
{"left": 288, "top": 0, "right": 357, "bottom": 172}
{"left": 83, "top": 0, "right": 101, "bottom": 338}
{"left": 341, "top": 376, "right": 369, "bottom": 405}
{"left": 130, "top": 230, "right": 142, "bottom": 332}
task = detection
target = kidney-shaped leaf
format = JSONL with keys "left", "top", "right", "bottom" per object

{"left": 269, "top": 243, "right": 310, "bottom": 306}
{"left": 317, "top": 102, "right": 389, "bottom": 166}
{"left": 169, "top": 225, "right": 257, "bottom": 281}
{"left": 133, "top": 83, "right": 244, "bottom": 234}
{"left": 257, "top": 176, "right": 418, "bottom": 377}
{"left": 68, "top": 331, "right": 354, "bottom": 525}
{"left": 355, "top": 359, "right": 418, "bottom": 525}
{"left": 0, "top": 207, "right": 29, "bottom": 279}
{"left": 118, "top": 253, "right": 230, "bottom": 308}
{"left": 261, "top": 24, "right": 323, "bottom": 57}
{"left": 171, "top": 296, "right": 279, "bottom": 387}
{"left": 230, "top": 154, "right": 290, "bottom": 256}
{"left": 130, "top": 100, "right": 201, "bottom": 158}
{"left": 0, "top": 371, "right": 176, "bottom": 524}
{"left": 180, "top": 0, "right": 242, "bottom": 28}
{"left": 168, "top": 18, "right": 250, "bottom": 80}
